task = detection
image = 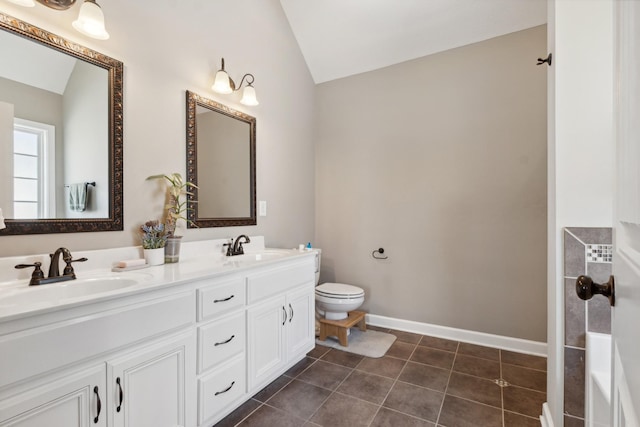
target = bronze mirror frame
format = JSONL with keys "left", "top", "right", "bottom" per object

{"left": 0, "top": 12, "right": 123, "bottom": 235}
{"left": 185, "top": 90, "right": 256, "bottom": 228}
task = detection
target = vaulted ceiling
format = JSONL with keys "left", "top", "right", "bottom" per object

{"left": 279, "top": 0, "right": 547, "bottom": 83}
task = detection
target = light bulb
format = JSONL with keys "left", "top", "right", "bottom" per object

{"left": 72, "top": 0, "right": 110, "bottom": 40}
{"left": 240, "top": 85, "right": 259, "bottom": 106}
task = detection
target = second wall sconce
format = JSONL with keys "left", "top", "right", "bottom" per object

{"left": 211, "top": 58, "right": 259, "bottom": 106}
{"left": 5, "top": 0, "right": 110, "bottom": 40}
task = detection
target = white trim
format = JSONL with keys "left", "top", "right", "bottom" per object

{"left": 365, "top": 313, "right": 547, "bottom": 357}
{"left": 540, "top": 402, "right": 555, "bottom": 427}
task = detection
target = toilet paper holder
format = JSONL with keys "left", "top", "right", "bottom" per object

{"left": 372, "top": 248, "right": 388, "bottom": 260}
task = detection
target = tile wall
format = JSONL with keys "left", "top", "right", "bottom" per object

{"left": 563, "top": 227, "right": 612, "bottom": 425}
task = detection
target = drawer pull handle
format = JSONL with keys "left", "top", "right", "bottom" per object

{"left": 214, "top": 335, "right": 235, "bottom": 346}
{"left": 282, "top": 305, "right": 287, "bottom": 325}
{"left": 289, "top": 303, "right": 294, "bottom": 323}
{"left": 116, "top": 377, "right": 124, "bottom": 412}
{"left": 214, "top": 295, "right": 234, "bottom": 303}
{"left": 214, "top": 381, "right": 235, "bottom": 396}
{"left": 93, "top": 386, "right": 101, "bottom": 423}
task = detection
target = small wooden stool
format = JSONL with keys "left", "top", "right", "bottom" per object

{"left": 318, "top": 310, "right": 366, "bottom": 347}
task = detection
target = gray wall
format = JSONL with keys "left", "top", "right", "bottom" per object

{"left": 315, "top": 26, "right": 547, "bottom": 341}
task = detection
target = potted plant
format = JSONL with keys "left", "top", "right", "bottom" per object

{"left": 147, "top": 172, "right": 198, "bottom": 263}
{"left": 140, "top": 220, "right": 167, "bottom": 265}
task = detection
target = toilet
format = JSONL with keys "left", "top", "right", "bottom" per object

{"left": 313, "top": 250, "right": 365, "bottom": 321}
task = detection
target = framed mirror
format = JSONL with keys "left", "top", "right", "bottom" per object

{"left": 0, "top": 12, "right": 123, "bottom": 235}
{"left": 186, "top": 90, "right": 256, "bottom": 228}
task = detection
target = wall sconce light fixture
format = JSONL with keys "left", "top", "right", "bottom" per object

{"left": 5, "top": 0, "right": 110, "bottom": 40}
{"left": 211, "top": 58, "right": 259, "bottom": 106}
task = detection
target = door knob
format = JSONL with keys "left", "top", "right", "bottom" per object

{"left": 575, "top": 275, "right": 615, "bottom": 306}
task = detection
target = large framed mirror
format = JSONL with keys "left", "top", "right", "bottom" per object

{"left": 0, "top": 12, "right": 123, "bottom": 235}
{"left": 186, "top": 90, "right": 256, "bottom": 228}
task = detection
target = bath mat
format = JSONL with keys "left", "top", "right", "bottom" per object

{"left": 316, "top": 329, "right": 396, "bottom": 358}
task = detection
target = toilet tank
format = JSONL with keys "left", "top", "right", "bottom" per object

{"left": 313, "top": 249, "right": 322, "bottom": 285}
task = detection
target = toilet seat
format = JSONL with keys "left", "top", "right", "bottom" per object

{"left": 315, "top": 283, "right": 364, "bottom": 299}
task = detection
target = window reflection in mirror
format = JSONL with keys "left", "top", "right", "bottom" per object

{"left": 186, "top": 90, "right": 256, "bottom": 228}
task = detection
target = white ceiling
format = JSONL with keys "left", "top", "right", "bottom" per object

{"left": 279, "top": 0, "right": 547, "bottom": 84}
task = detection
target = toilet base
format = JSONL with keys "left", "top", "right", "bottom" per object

{"left": 318, "top": 311, "right": 366, "bottom": 347}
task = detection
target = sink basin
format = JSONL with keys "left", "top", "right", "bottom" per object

{"left": 0, "top": 272, "right": 151, "bottom": 308}
{"left": 223, "top": 248, "right": 295, "bottom": 265}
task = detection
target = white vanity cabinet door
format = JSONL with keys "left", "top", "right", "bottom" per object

{"left": 107, "top": 331, "right": 195, "bottom": 427}
{"left": 0, "top": 365, "right": 106, "bottom": 427}
{"left": 247, "top": 295, "right": 287, "bottom": 391}
{"left": 286, "top": 284, "right": 315, "bottom": 360}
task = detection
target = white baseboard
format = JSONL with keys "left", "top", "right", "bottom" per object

{"left": 365, "top": 313, "right": 547, "bottom": 357}
{"left": 540, "top": 402, "right": 554, "bottom": 427}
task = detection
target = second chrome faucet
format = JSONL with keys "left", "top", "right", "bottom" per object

{"left": 15, "top": 247, "right": 87, "bottom": 286}
{"left": 223, "top": 235, "right": 251, "bottom": 256}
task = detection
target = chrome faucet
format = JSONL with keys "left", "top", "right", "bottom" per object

{"left": 223, "top": 235, "right": 251, "bottom": 256}
{"left": 15, "top": 247, "right": 87, "bottom": 286}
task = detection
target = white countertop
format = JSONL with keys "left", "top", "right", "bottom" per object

{"left": 0, "top": 236, "right": 317, "bottom": 322}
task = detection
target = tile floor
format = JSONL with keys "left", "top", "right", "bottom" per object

{"left": 215, "top": 326, "right": 546, "bottom": 426}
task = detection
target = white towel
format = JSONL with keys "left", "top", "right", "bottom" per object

{"left": 69, "top": 183, "right": 87, "bottom": 211}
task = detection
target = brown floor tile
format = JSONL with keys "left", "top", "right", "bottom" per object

{"left": 297, "top": 360, "right": 352, "bottom": 391}
{"left": 457, "top": 342, "right": 500, "bottom": 361}
{"left": 446, "top": 372, "right": 502, "bottom": 408}
{"left": 370, "top": 407, "right": 435, "bottom": 427}
{"left": 285, "top": 357, "right": 316, "bottom": 378}
{"left": 238, "top": 404, "right": 306, "bottom": 427}
{"left": 503, "top": 385, "right": 547, "bottom": 418}
{"left": 216, "top": 398, "right": 262, "bottom": 427}
{"left": 437, "top": 395, "right": 502, "bottom": 427}
{"left": 267, "top": 379, "right": 332, "bottom": 420}
{"left": 397, "top": 361, "right": 450, "bottom": 392}
{"left": 502, "top": 363, "right": 546, "bottom": 392}
{"left": 307, "top": 345, "right": 331, "bottom": 359}
{"left": 356, "top": 356, "right": 406, "bottom": 379}
{"left": 418, "top": 335, "right": 459, "bottom": 352}
{"left": 501, "top": 350, "right": 547, "bottom": 371}
{"left": 387, "top": 329, "right": 423, "bottom": 344}
{"left": 336, "top": 370, "right": 394, "bottom": 404}
{"left": 386, "top": 341, "right": 417, "bottom": 360}
{"left": 410, "top": 346, "right": 455, "bottom": 370}
{"left": 383, "top": 381, "right": 443, "bottom": 422}
{"left": 309, "top": 393, "right": 379, "bottom": 427}
{"left": 320, "top": 348, "right": 364, "bottom": 368}
{"left": 504, "top": 410, "right": 541, "bottom": 427}
{"left": 453, "top": 354, "right": 500, "bottom": 379}
{"left": 253, "top": 375, "right": 293, "bottom": 402}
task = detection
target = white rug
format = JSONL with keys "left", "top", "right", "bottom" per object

{"left": 316, "top": 329, "right": 397, "bottom": 358}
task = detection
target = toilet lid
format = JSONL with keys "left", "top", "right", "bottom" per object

{"left": 316, "top": 283, "right": 364, "bottom": 297}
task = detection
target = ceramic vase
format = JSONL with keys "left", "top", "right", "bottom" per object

{"left": 144, "top": 247, "right": 165, "bottom": 266}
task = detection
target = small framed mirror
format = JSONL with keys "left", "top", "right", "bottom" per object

{"left": 186, "top": 90, "right": 256, "bottom": 227}
{"left": 0, "top": 12, "right": 123, "bottom": 235}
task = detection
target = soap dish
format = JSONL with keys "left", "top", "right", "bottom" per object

{"left": 111, "top": 264, "right": 150, "bottom": 272}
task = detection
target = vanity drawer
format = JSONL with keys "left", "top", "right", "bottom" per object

{"left": 197, "top": 276, "right": 245, "bottom": 322}
{"left": 198, "top": 356, "right": 246, "bottom": 425}
{"left": 198, "top": 311, "right": 245, "bottom": 374}
{"left": 246, "top": 261, "right": 314, "bottom": 304}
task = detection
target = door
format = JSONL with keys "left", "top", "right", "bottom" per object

{"left": 286, "top": 285, "right": 315, "bottom": 359}
{"left": 612, "top": 1, "right": 640, "bottom": 425}
{"left": 0, "top": 365, "right": 106, "bottom": 427}
{"left": 107, "top": 331, "right": 193, "bottom": 427}
{"left": 247, "top": 295, "right": 287, "bottom": 392}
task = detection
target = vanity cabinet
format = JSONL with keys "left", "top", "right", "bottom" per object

{"left": 0, "top": 331, "right": 193, "bottom": 427}
{"left": 246, "top": 263, "right": 315, "bottom": 393}
{"left": 0, "top": 249, "right": 316, "bottom": 427}
{"left": 0, "top": 366, "right": 107, "bottom": 427}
